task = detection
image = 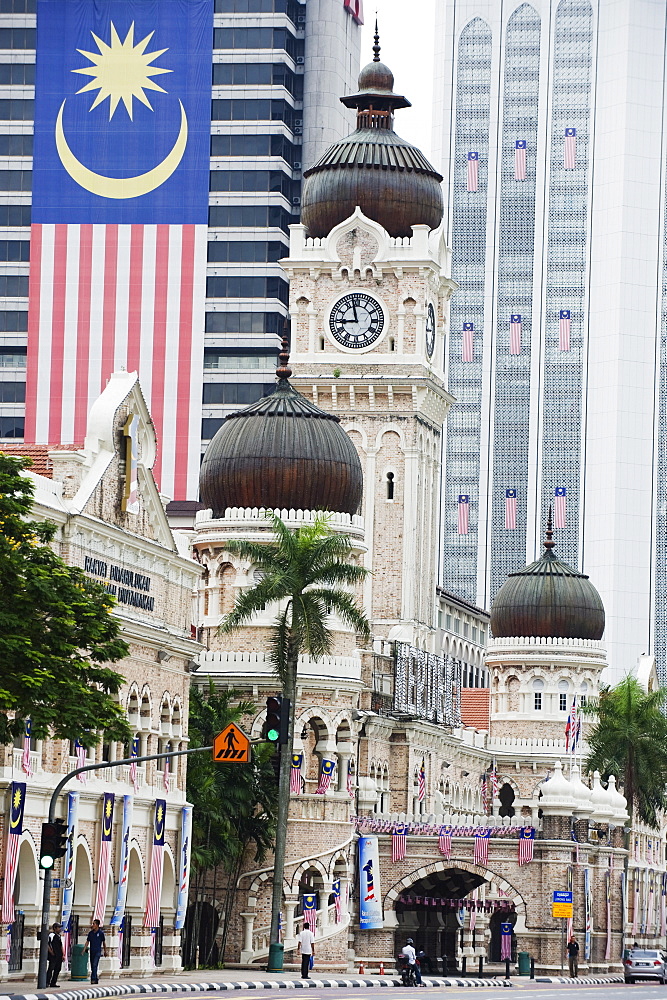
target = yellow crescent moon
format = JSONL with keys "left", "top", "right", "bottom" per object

{"left": 55, "top": 99, "right": 188, "bottom": 200}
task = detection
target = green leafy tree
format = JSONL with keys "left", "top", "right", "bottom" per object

{"left": 220, "top": 512, "right": 371, "bottom": 949}
{"left": 0, "top": 453, "right": 130, "bottom": 745}
{"left": 185, "top": 681, "right": 277, "bottom": 967}
{"left": 585, "top": 675, "right": 667, "bottom": 827}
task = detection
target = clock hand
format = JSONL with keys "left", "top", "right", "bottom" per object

{"left": 352, "top": 300, "right": 359, "bottom": 324}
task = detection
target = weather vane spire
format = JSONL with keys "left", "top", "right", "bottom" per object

{"left": 373, "top": 18, "right": 381, "bottom": 62}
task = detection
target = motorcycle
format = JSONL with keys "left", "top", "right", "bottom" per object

{"left": 396, "top": 955, "right": 417, "bottom": 987}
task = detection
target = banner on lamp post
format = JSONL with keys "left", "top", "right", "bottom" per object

{"left": 359, "top": 836, "right": 383, "bottom": 929}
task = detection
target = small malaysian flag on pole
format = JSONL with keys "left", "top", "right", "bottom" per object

{"left": 438, "top": 825, "right": 452, "bottom": 858}
{"left": 302, "top": 893, "right": 317, "bottom": 932}
{"left": 75, "top": 739, "right": 87, "bottom": 783}
{"left": 392, "top": 823, "right": 407, "bottom": 862}
{"left": 347, "top": 759, "right": 355, "bottom": 798}
{"left": 481, "top": 774, "right": 488, "bottom": 814}
{"left": 509, "top": 314, "right": 522, "bottom": 354}
{"left": 555, "top": 487, "right": 567, "bottom": 529}
{"left": 505, "top": 489, "right": 517, "bottom": 529}
{"left": 559, "top": 309, "right": 571, "bottom": 351}
{"left": 518, "top": 827, "right": 535, "bottom": 865}
{"left": 564, "top": 128, "right": 577, "bottom": 168}
{"left": 474, "top": 828, "right": 491, "bottom": 865}
{"left": 462, "top": 322, "right": 474, "bottom": 362}
{"left": 22, "top": 719, "right": 32, "bottom": 777}
{"left": 290, "top": 753, "right": 303, "bottom": 795}
{"left": 458, "top": 495, "right": 470, "bottom": 535}
{"left": 418, "top": 759, "right": 426, "bottom": 802}
{"left": 333, "top": 880, "right": 342, "bottom": 922}
{"left": 514, "top": 140, "right": 527, "bottom": 180}
{"left": 163, "top": 744, "right": 171, "bottom": 793}
{"left": 130, "top": 736, "right": 140, "bottom": 794}
{"left": 491, "top": 759, "right": 499, "bottom": 800}
{"left": 467, "top": 152, "right": 479, "bottom": 192}
{"left": 315, "top": 758, "right": 335, "bottom": 795}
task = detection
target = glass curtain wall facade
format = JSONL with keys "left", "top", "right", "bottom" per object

{"left": 436, "top": 0, "right": 667, "bottom": 682}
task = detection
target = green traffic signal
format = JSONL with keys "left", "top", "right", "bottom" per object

{"left": 40, "top": 853, "right": 54, "bottom": 870}
{"left": 267, "top": 728, "right": 280, "bottom": 742}
{"left": 263, "top": 695, "right": 290, "bottom": 744}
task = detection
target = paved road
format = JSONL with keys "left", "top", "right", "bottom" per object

{"left": 160, "top": 986, "right": 662, "bottom": 1000}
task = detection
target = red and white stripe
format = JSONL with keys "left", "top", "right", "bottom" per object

{"left": 21, "top": 737, "right": 32, "bottom": 777}
{"left": 25, "top": 223, "right": 207, "bottom": 501}
{"left": 473, "top": 832, "right": 489, "bottom": 866}
{"left": 1, "top": 834, "right": 20, "bottom": 923}
{"left": 93, "top": 838, "right": 111, "bottom": 922}
{"left": 303, "top": 906, "right": 317, "bottom": 933}
{"left": 144, "top": 842, "right": 164, "bottom": 929}
{"left": 438, "top": 828, "right": 451, "bottom": 858}
{"left": 564, "top": 130, "right": 577, "bottom": 168}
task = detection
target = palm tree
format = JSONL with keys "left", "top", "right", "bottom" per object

{"left": 585, "top": 675, "right": 667, "bottom": 827}
{"left": 186, "top": 681, "right": 277, "bottom": 967}
{"left": 219, "top": 511, "right": 371, "bottom": 952}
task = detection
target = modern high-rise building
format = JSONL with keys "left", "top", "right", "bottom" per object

{"left": 0, "top": 0, "right": 361, "bottom": 494}
{"left": 433, "top": 0, "right": 667, "bottom": 682}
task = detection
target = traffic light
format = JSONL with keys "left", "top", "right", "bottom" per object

{"left": 263, "top": 695, "right": 290, "bottom": 744}
{"left": 39, "top": 819, "right": 68, "bottom": 870}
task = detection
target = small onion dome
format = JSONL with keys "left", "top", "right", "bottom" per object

{"left": 540, "top": 760, "right": 577, "bottom": 816}
{"left": 569, "top": 763, "right": 594, "bottom": 819}
{"left": 199, "top": 341, "right": 363, "bottom": 517}
{"left": 590, "top": 771, "right": 615, "bottom": 824}
{"left": 490, "top": 517, "right": 605, "bottom": 641}
{"left": 301, "top": 27, "right": 443, "bottom": 238}
{"left": 607, "top": 775, "right": 629, "bottom": 825}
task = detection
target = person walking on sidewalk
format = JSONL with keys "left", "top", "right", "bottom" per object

{"left": 84, "top": 918, "right": 107, "bottom": 984}
{"left": 297, "top": 926, "right": 315, "bottom": 979}
{"left": 46, "top": 923, "right": 63, "bottom": 987}
{"left": 566, "top": 935, "right": 579, "bottom": 978}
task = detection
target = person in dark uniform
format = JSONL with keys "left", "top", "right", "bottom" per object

{"left": 84, "top": 918, "right": 107, "bottom": 983}
{"left": 46, "top": 923, "right": 63, "bottom": 987}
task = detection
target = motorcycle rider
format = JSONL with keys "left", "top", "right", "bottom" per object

{"left": 399, "top": 938, "right": 423, "bottom": 986}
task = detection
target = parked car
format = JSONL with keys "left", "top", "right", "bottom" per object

{"left": 623, "top": 948, "right": 667, "bottom": 983}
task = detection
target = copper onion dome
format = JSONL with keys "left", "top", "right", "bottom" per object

{"left": 301, "top": 26, "right": 444, "bottom": 239}
{"left": 490, "top": 515, "right": 605, "bottom": 641}
{"left": 199, "top": 341, "right": 363, "bottom": 516}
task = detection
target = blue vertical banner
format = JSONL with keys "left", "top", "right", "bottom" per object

{"left": 110, "top": 795, "right": 133, "bottom": 927}
{"left": 60, "top": 791, "right": 78, "bottom": 929}
{"left": 174, "top": 805, "right": 192, "bottom": 930}
{"left": 358, "top": 835, "right": 383, "bottom": 929}
{"left": 584, "top": 867, "right": 592, "bottom": 960}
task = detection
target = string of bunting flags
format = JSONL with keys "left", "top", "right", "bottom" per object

{"left": 398, "top": 894, "right": 516, "bottom": 912}
{"left": 352, "top": 817, "right": 536, "bottom": 865}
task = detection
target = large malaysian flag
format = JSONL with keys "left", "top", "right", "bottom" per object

{"left": 25, "top": 0, "right": 212, "bottom": 500}
{"left": 564, "top": 128, "right": 577, "bottom": 168}
{"left": 509, "top": 314, "right": 522, "bottom": 355}
{"left": 462, "top": 322, "right": 474, "bottom": 362}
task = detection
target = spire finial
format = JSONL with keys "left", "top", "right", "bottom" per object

{"left": 544, "top": 506, "right": 555, "bottom": 550}
{"left": 276, "top": 334, "right": 292, "bottom": 381}
{"left": 373, "top": 19, "right": 381, "bottom": 61}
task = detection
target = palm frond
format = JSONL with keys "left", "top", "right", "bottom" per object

{"left": 307, "top": 587, "right": 371, "bottom": 641}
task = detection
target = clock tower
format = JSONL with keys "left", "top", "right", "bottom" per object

{"left": 282, "top": 34, "right": 456, "bottom": 651}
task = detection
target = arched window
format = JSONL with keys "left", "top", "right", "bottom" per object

{"left": 386, "top": 471, "right": 395, "bottom": 500}
{"left": 498, "top": 782, "right": 515, "bottom": 818}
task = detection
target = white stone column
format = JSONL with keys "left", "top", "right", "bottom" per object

{"left": 284, "top": 896, "right": 298, "bottom": 942}
{"left": 320, "top": 879, "right": 334, "bottom": 931}
{"left": 240, "top": 912, "right": 255, "bottom": 964}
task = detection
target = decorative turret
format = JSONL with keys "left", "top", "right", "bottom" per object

{"left": 301, "top": 26, "right": 444, "bottom": 238}
{"left": 199, "top": 339, "right": 363, "bottom": 516}
{"left": 490, "top": 515, "right": 605, "bottom": 641}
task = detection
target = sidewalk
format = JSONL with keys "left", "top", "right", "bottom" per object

{"left": 0, "top": 966, "right": 516, "bottom": 1000}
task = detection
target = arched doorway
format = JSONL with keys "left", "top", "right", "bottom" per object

{"left": 394, "top": 867, "right": 486, "bottom": 972}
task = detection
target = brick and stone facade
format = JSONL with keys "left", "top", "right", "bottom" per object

{"left": 0, "top": 372, "right": 201, "bottom": 981}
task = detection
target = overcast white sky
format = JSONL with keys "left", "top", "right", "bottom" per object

{"left": 358, "top": 0, "right": 436, "bottom": 159}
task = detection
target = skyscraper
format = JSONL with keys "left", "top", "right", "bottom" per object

{"left": 433, "top": 0, "right": 667, "bottom": 681}
{"left": 0, "top": 0, "right": 361, "bottom": 496}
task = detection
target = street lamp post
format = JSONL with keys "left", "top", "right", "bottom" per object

{"left": 36, "top": 744, "right": 211, "bottom": 989}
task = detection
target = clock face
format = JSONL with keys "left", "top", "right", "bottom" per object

{"left": 329, "top": 292, "right": 385, "bottom": 350}
{"left": 425, "top": 302, "right": 436, "bottom": 359}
